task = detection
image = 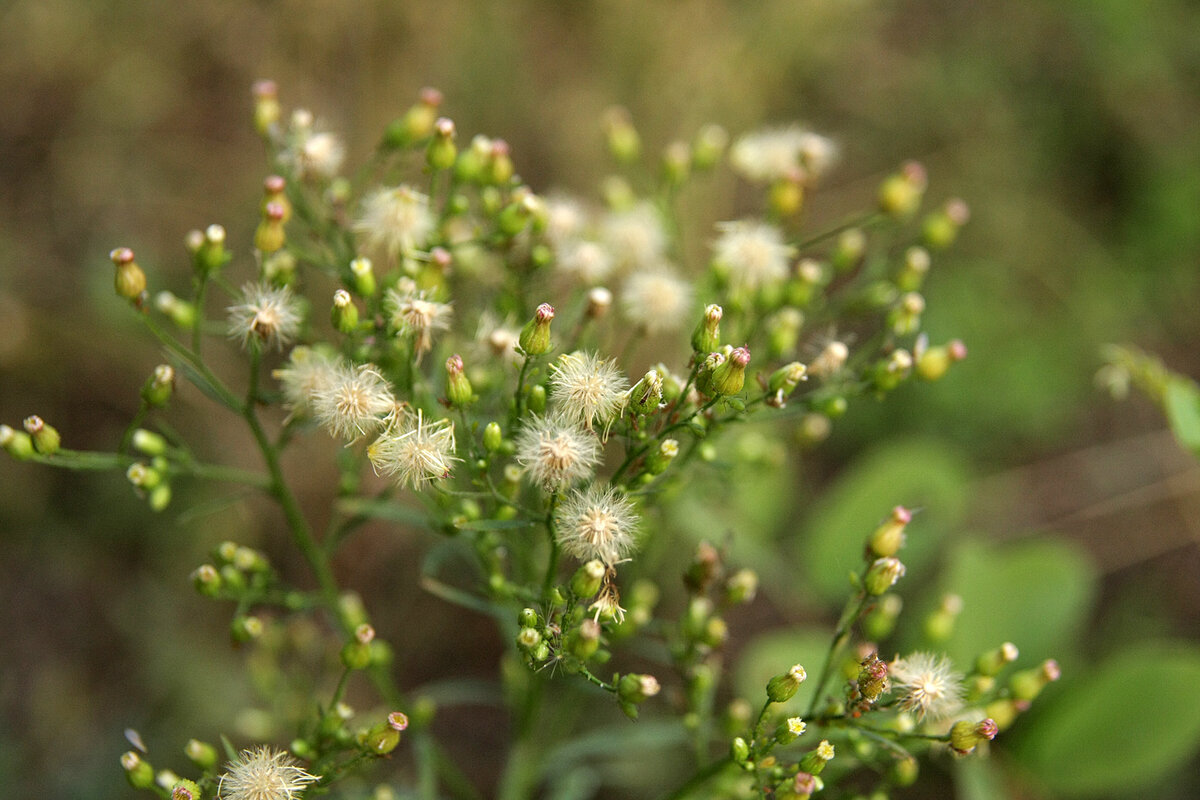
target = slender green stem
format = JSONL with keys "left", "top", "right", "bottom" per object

{"left": 541, "top": 492, "right": 561, "bottom": 600}
{"left": 118, "top": 402, "right": 150, "bottom": 456}
{"left": 510, "top": 352, "right": 533, "bottom": 427}
{"left": 805, "top": 589, "right": 872, "bottom": 718}
{"left": 192, "top": 274, "right": 209, "bottom": 356}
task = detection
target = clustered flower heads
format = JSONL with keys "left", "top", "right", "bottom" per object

{"left": 7, "top": 83, "right": 1032, "bottom": 800}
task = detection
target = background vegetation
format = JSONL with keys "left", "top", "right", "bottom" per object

{"left": 2, "top": 1, "right": 1199, "bottom": 797}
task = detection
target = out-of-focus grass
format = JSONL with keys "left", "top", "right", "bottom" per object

{"left": 2, "top": 1, "right": 1199, "bottom": 797}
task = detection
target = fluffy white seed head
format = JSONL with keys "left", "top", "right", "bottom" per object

{"left": 227, "top": 283, "right": 303, "bottom": 352}
{"left": 712, "top": 221, "right": 794, "bottom": 293}
{"left": 620, "top": 267, "right": 695, "bottom": 334}
{"left": 384, "top": 284, "right": 453, "bottom": 361}
{"left": 555, "top": 484, "right": 639, "bottom": 565}
{"left": 601, "top": 202, "right": 667, "bottom": 272}
{"left": 515, "top": 414, "right": 600, "bottom": 491}
{"left": 549, "top": 351, "right": 630, "bottom": 431}
{"left": 355, "top": 185, "right": 436, "bottom": 262}
{"left": 217, "top": 746, "right": 319, "bottom": 800}
{"left": 312, "top": 362, "right": 395, "bottom": 441}
{"left": 889, "top": 652, "right": 965, "bottom": 721}
{"left": 367, "top": 408, "right": 459, "bottom": 489}
{"left": 272, "top": 346, "right": 341, "bottom": 418}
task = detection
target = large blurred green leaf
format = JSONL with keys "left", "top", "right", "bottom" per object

{"left": 929, "top": 538, "right": 1097, "bottom": 667}
{"left": 735, "top": 628, "right": 832, "bottom": 716}
{"left": 1164, "top": 378, "right": 1200, "bottom": 458}
{"left": 1011, "top": 640, "right": 1200, "bottom": 797}
{"left": 796, "top": 438, "right": 970, "bottom": 603}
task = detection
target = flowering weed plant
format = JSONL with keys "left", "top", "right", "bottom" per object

{"left": 1, "top": 83, "right": 1059, "bottom": 800}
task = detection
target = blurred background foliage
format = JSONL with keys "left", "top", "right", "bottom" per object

{"left": 2, "top": 1, "right": 1200, "bottom": 798}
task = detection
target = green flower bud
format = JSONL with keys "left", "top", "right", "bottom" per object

{"left": 864, "top": 557, "right": 906, "bottom": 595}
{"left": 730, "top": 736, "right": 751, "bottom": 766}
{"left": 921, "top": 198, "right": 970, "bottom": 250}
{"left": 131, "top": 429, "right": 168, "bottom": 456}
{"left": 218, "top": 564, "right": 246, "bottom": 593}
{"left": 706, "top": 346, "right": 751, "bottom": 396}
{"left": 769, "top": 172, "right": 805, "bottom": 218}
{"left": 868, "top": 505, "right": 911, "bottom": 559}
{"left": 896, "top": 246, "right": 931, "bottom": 292}
{"left": 799, "top": 739, "right": 835, "bottom": 775}
{"left": 603, "top": 106, "right": 640, "bottom": 164}
{"left": 261, "top": 176, "right": 292, "bottom": 222}
{"left": 646, "top": 438, "right": 679, "bottom": 475}
{"left": 662, "top": 140, "right": 691, "bottom": 186}
{"left": 383, "top": 87, "right": 442, "bottom": 148}
{"left": 142, "top": 364, "right": 175, "bottom": 408}
{"left": 766, "top": 664, "right": 808, "bottom": 703}
{"left": 331, "top": 289, "right": 359, "bottom": 334}
{"left": 878, "top": 161, "right": 927, "bottom": 219}
{"left": 518, "top": 607, "right": 539, "bottom": 628}
{"left": 985, "top": 698, "right": 1021, "bottom": 731}
{"left": 516, "top": 627, "right": 542, "bottom": 652}
{"left": 519, "top": 303, "right": 555, "bottom": 356}
{"left": 443, "top": 354, "right": 474, "bottom": 408}
{"left": 775, "top": 716, "right": 807, "bottom": 745}
{"left": 192, "top": 223, "right": 232, "bottom": 277}
{"left": 254, "top": 202, "right": 287, "bottom": 254}
{"left": 485, "top": 139, "right": 515, "bottom": 185}
{"left": 0, "top": 425, "right": 35, "bottom": 461}
{"left": 691, "top": 304, "right": 723, "bottom": 354}
{"left": 339, "top": 591, "right": 370, "bottom": 630}
{"left": 121, "top": 751, "right": 155, "bottom": 789}
{"left": 342, "top": 624, "right": 376, "bottom": 669}
{"left": 888, "top": 291, "right": 925, "bottom": 336}
{"left": 252, "top": 79, "right": 281, "bottom": 136}
{"left": 171, "top": 778, "right": 201, "bottom": 800}
{"left": 362, "top": 721, "right": 401, "bottom": 756}
{"left": 830, "top": 228, "right": 866, "bottom": 274}
{"left": 154, "top": 291, "right": 197, "bottom": 329}
{"left": 923, "top": 593, "right": 963, "bottom": 643}
{"left": 692, "top": 124, "right": 728, "bottom": 170}
{"left": 230, "top": 614, "right": 263, "bottom": 643}
{"left": 22, "top": 416, "right": 59, "bottom": 455}
{"left": 916, "top": 339, "right": 967, "bottom": 382}
{"left": 890, "top": 755, "right": 919, "bottom": 787}
{"left": 617, "top": 673, "right": 661, "bottom": 707}
{"left": 111, "top": 247, "right": 147, "bottom": 303}
{"left": 629, "top": 370, "right": 664, "bottom": 416}
{"left": 723, "top": 568, "right": 758, "bottom": 606}
{"left": 571, "top": 560, "right": 606, "bottom": 599}
{"left": 768, "top": 362, "right": 808, "bottom": 399}
{"left": 426, "top": 117, "right": 457, "bottom": 171}
{"left": 1010, "top": 659, "right": 1060, "bottom": 702}
{"left": 126, "top": 462, "right": 162, "bottom": 491}
{"left": 949, "top": 718, "right": 998, "bottom": 755}
{"left": 350, "top": 257, "right": 376, "bottom": 297}
{"left": 976, "top": 642, "right": 1020, "bottom": 677}
{"left": 497, "top": 190, "right": 540, "bottom": 237}
{"left": 567, "top": 618, "right": 601, "bottom": 660}
{"left": 482, "top": 422, "right": 503, "bottom": 453}
{"left": 184, "top": 738, "right": 217, "bottom": 770}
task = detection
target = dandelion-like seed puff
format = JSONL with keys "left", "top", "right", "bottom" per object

{"left": 368, "top": 408, "right": 459, "bottom": 489}
{"left": 889, "top": 652, "right": 964, "bottom": 721}
{"left": 217, "top": 746, "right": 319, "bottom": 800}
{"left": 515, "top": 414, "right": 600, "bottom": 491}
{"left": 312, "top": 361, "right": 395, "bottom": 441}
{"left": 227, "top": 283, "right": 303, "bottom": 352}
{"left": 549, "top": 351, "right": 629, "bottom": 431}
{"left": 555, "top": 484, "right": 639, "bottom": 566}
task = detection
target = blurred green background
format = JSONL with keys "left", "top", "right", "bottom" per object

{"left": 2, "top": 1, "right": 1200, "bottom": 798}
